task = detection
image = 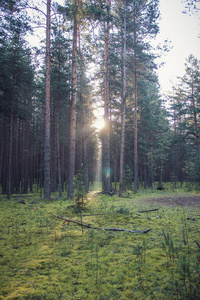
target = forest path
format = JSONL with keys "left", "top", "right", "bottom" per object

{"left": 86, "top": 189, "right": 200, "bottom": 208}
{"left": 142, "top": 195, "right": 200, "bottom": 208}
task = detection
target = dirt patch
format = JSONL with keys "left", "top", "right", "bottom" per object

{"left": 144, "top": 195, "right": 200, "bottom": 208}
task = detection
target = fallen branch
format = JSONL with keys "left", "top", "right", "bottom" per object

{"left": 183, "top": 226, "right": 187, "bottom": 245}
{"left": 162, "top": 229, "right": 168, "bottom": 242}
{"left": 55, "top": 216, "right": 151, "bottom": 234}
{"left": 81, "top": 214, "right": 106, "bottom": 217}
{"left": 137, "top": 208, "right": 158, "bottom": 213}
{"left": 195, "top": 241, "right": 200, "bottom": 249}
{"left": 187, "top": 216, "right": 195, "bottom": 221}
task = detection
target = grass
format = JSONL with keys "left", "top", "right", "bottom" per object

{"left": 0, "top": 185, "right": 200, "bottom": 299}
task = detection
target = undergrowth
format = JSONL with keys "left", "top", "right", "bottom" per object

{"left": 0, "top": 187, "right": 200, "bottom": 299}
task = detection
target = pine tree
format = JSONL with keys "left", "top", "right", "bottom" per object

{"left": 119, "top": 0, "right": 127, "bottom": 197}
{"left": 68, "top": 0, "right": 79, "bottom": 199}
{"left": 44, "top": 0, "right": 51, "bottom": 199}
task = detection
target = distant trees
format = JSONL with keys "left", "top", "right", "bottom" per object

{"left": 0, "top": 0, "right": 99, "bottom": 198}
{"left": 0, "top": 0, "right": 34, "bottom": 198}
{"left": 170, "top": 55, "right": 200, "bottom": 186}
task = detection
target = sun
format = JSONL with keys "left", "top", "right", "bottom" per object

{"left": 93, "top": 106, "right": 105, "bottom": 130}
{"left": 94, "top": 117, "right": 105, "bottom": 130}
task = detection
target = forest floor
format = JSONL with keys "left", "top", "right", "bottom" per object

{"left": 142, "top": 195, "right": 200, "bottom": 208}
{"left": 0, "top": 185, "right": 200, "bottom": 300}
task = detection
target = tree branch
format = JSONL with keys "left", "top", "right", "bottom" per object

{"left": 183, "top": 226, "right": 187, "bottom": 245}
{"left": 27, "top": 5, "right": 47, "bottom": 17}
{"left": 195, "top": 241, "right": 200, "bottom": 249}
{"left": 137, "top": 208, "right": 159, "bottom": 213}
{"left": 55, "top": 216, "right": 152, "bottom": 234}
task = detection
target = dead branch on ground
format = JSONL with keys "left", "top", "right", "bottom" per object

{"left": 137, "top": 208, "right": 158, "bottom": 213}
{"left": 55, "top": 216, "right": 151, "bottom": 234}
{"left": 162, "top": 229, "right": 168, "bottom": 242}
{"left": 183, "top": 226, "right": 187, "bottom": 245}
{"left": 195, "top": 241, "right": 200, "bottom": 249}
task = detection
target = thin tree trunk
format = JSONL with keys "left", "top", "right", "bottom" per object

{"left": 83, "top": 129, "right": 89, "bottom": 192}
{"left": 119, "top": 1, "right": 126, "bottom": 197}
{"left": 50, "top": 102, "right": 57, "bottom": 192}
{"left": 7, "top": 66, "right": 15, "bottom": 199}
{"left": 0, "top": 116, "right": 4, "bottom": 185}
{"left": 44, "top": 0, "right": 51, "bottom": 199}
{"left": 102, "top": 0, "right": 111, "bottom": 193}
{"left": 68, "top": 0, "right": 79, "bottom": 199}
{"left": 133, "top": 24, "right": 138, "bottom": 194}
{"left": 78, "top": 31, "right": 89, "bottom": 193}
{"left": 56, "top": 107, "right": 62, "bottom": 197}
{"left": 56, "top": 60, "right": 62, "bottom": 197}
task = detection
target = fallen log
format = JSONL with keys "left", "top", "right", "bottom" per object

{"left": 55, "top": 216, "right": 151, "bottom": 234}
{"left": 137, "top": 208, "right": 158, "bottom": 213}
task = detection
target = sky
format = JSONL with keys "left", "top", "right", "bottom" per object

{"left": 155, "top": 0, "right": 200, "bottom": 94}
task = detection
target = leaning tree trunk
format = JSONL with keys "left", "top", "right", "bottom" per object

{"left": 102, "top": 0, "right": 111, "bottom": 194}
{"left": 119, "top": 1, "right": 127, "bottom": 197}
{"left": 44, "top": 0, "right": 51, "bottom": 199}
{"left": 68, "top": 0, "right": 79, "bottom": 199}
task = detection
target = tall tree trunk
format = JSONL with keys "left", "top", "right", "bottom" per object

{"left": 78, "top": 30, "right": 89, "bottom": 193}
{"left": 102, "top": 0, "right": 111, "bottom": 193}
{"left": 133, "top": 24, "right": 138, "bottom": 194}
{"left": 0, "top": 116, "right": 4, "bottom": 186}
{"left": 56, "top": 60, "right": 62, "bottom": 197}
{"left": 44, "top": 0, "right": 51, "bottom": 199}
{"left": 190, "top": 75, "right": 200, "bottom": 183}
{"left": 83, "top": 128, "right": 89, "bottom": 193}
{"left": 191, "top": 76, "right": 199, "bottom": 143}
{"left": 50, "top": 103, "right": 57, "bottom": 192}
{"left": 56, "top": 102, "right": 62, "bottom": 197}
{"left": 68, "top": 0, "right": 79, "bottom": 199}
{"left": 7, "top": 66, "right": 15, "bottom": 199}
{"left": 119, "top": 1, "right": 126, "bottom": 197}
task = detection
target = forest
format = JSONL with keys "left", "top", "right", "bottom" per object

{"left": 0, "top": 0, "right": 200, "bottom": 299}
{"left": 0, "top": 0, "right": 199, "bottom": 199}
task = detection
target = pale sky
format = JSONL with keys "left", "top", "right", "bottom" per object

{"left": 156, "top": 0, "right": 200, "bottom": 94}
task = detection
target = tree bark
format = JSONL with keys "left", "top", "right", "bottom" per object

{"left": 119, "top": 1, "right": 127, "bottom": 197}
{"left": 102, "top": 0, "right": 111, "bottom": 194}
{"left": 56, "top": 55, "right": 62, "bottom": 197}
{"left": 7, "top": 54, "right": 16, "bottom": 199}
{"left": 68, "top": 0, "right": 79, "bottom": 199}
{"left": 133, "top": 21, "right": 138, "bottom": 194}
{"left": 44, "top": 0, "right": 51, "bottom": 199}
{"left": 7, "top": 79, "right": 14, "bottom": 199}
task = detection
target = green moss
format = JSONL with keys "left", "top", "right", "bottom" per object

{"left": 0, "top": 190, "right": 200, "bottom": 299}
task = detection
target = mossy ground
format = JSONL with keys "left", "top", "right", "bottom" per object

{"left": 0, "top": 184, "right": 200, "bottom": 299}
